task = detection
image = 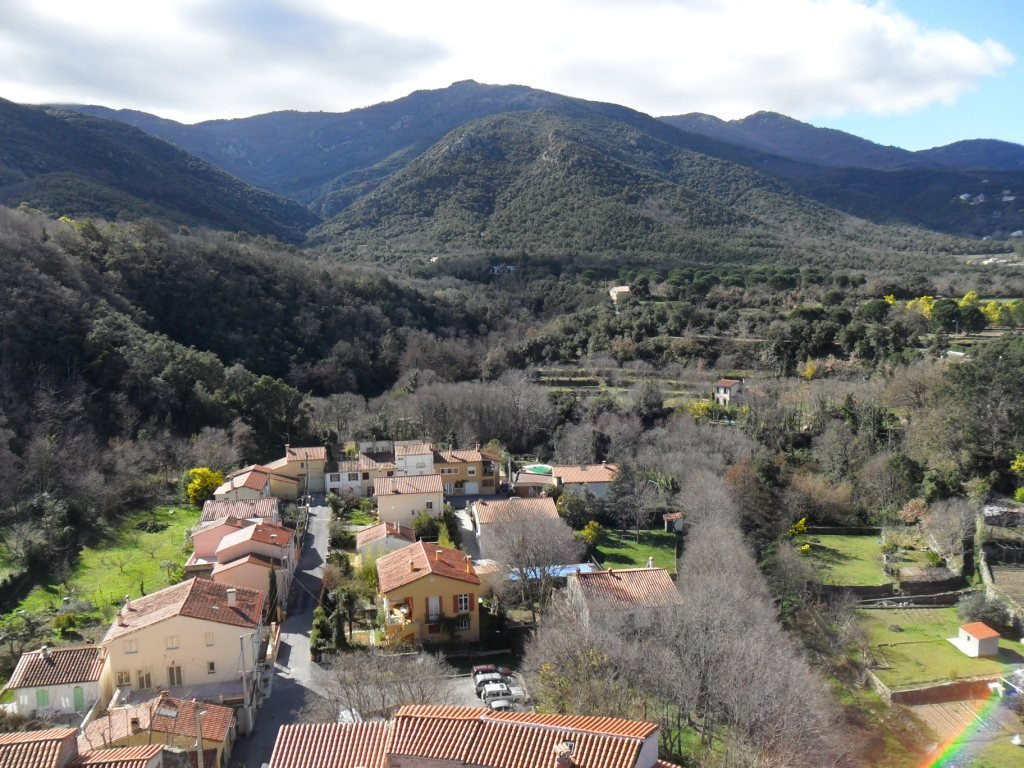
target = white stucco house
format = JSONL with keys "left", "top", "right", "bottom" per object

{"left": 4, "top": 644, "right": 110, "bottom": 716}
{"left": 373, "top": 475, "right": 444, "bottom": 528}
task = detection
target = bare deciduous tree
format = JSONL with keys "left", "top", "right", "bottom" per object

{"left": 922, "top": 497, "right": 975, "bottom": 558}
{"left": 324, "top": 650, "right": 456, "bottom": 719}
{"left": 493, "top": 518, "right": 584, "bottom": 621}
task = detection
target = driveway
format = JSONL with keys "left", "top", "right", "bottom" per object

{"left": 229, "top": 503, "right": 333, "bottom": 767}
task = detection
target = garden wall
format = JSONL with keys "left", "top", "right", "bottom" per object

{"left": 823, "top": 583, "right": 894, "bottom": 600}
{"left": 806, "top": 526, "right": 881, "bottom": 536}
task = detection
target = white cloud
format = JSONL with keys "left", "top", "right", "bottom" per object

{"left": 0, "top": 0, "right": 1013, "bottom": 122}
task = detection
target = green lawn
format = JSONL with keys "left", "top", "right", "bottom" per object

{"left": 12, "top": 504, "right": 200, "bottom": 620}
{"left": 972, "top": 736, "right": 1024, "bottom": 768}
{"left": 347, "top": 508, "right": 377, "bottom": 527}
{"left": 859, "top": 607, "right": 1023, "bottom": 688}
{"left": 797, "top": 534, "right": 889, "bottom": 586}
{"left": 595, "top": 529, "right": 676, "bottom": 572}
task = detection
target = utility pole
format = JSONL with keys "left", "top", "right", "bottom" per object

{"left": 193, "top": 698, "right": 204, "bottom": 768}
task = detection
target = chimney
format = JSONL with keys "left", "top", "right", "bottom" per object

{"left": 226, "top": 588, "right": 237, "bottom": 608}
{"left": 466, "top": 554, "right": 472, "bottom": 573}
{"left": 271, "top": 534, "right": 278, "bottom": 542}
{"left": 554, "top": 741, "right": 575, "bottom": 767}
{"left": 124, "top": 595, "right": 132, "bottom": 610}
{"left": 436, "top": 549, "right": 443, "bottom": 560}
{"left": 409, "top": 560, "right": 415, "bottom": 572}
{"left": 130, "top": 717, "right": 142, "bottom": 734}
{"left": 475, "top": 442, "right": 480, "bottom": 451}
{"left": 647, "top": 556, "right": 654, "bottom": 568}
{"left": 40, "top": 644, "right": 50, "bottom": 661}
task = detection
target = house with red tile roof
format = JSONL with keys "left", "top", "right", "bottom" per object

{"left": 98, "top": 579, "right": 265, "bottom": 717}
{"left": 568, "top": 567, "right": 682, "bottom": 622}
{"left": 0, "top": 728, "right": 80, "bottom": 768}
{"left": 264, "top": 445, "right": 327, "bottom": 495}
{"left": 72, "top": 745, "right": 163, "bottom": 768}
{"left": 4, "top": 644, "right": 109, "bottom": 717}
{"left": 713, "top": 378, "right": 743, "bottom": 407}
{"left": 373, "top": 475, "right": 443, "bottom": 528}
{"left": 471, "top": 497, "right": 562, "bottom": 559}
{"left": 186, "top": 520, "right": 296, "bottom": 604}
{"left": 199, "top": 499, "right": 280, "bottom": 525}
{"left": 214, "top": 465, "right": 298, "bottom": 502}
{"left": 377, "top": 542, "right": 480, "bottom": 646}
{"left": 355, "top": 522, "right": 417, "bottom": 559}
{"left": 550, "top": 462, "right": 619, "bottom": 498}
{"left": 79, "top": 694, "right": 235, "bottom": 768}
{"left": 267, "top": 705, "right": 680, "bottom": 768}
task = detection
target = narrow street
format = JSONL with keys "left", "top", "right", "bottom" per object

{"left": 229, "top": 502, "right": 331, "bottom": 767}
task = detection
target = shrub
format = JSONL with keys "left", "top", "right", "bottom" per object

{"left": 1015, "top": 488, "right": 1024, "bottom": 503}
{"left": 412, "top": 511, "right": 440, "bottom": 540}
{"left": 329, "top": 521, "right": 355, "bottom": 550}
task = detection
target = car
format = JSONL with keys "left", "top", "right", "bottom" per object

{"left": 472, "top": 664, "right": 513, "bottom": 682}
{"left": 507, "top": 685, "right": 529, "bottom": 704}
{"left": 474, "top": 672, "right": 507, "bottom": 694}
{"left": 481, "top": 682, "right": 512, "bottom": 703}
{"left": 488, "top": 698, "right": 514, "bottom": 711}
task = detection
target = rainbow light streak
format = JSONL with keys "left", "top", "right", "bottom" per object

{"left": 921, "top": 690, "right": 1005, "bottom": 768}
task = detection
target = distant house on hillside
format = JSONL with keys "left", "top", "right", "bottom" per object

{"left": 713, "top": 378, "right": 743, "bottom": 407}
{"left": 609, "top": 285, "right": 631, "bottom": 302}
{"left": 949, "top": 622, "right": 1000, "bottom": 658}
{"left": 551, "top": 462, "right": 618, "bottom": 498}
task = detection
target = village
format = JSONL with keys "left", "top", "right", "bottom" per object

{"left": 3, "top": 386, "right": 1024, "bottom": 768}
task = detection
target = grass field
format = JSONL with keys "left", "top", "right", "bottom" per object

{"left": 859, "top": 607, "right": 1023, "bottom": 688}
{"left": 595, "top": 529, "right": 676, "bottom": 572}
{"left": 798, "top": 534, "right": 889, "bottom": 586}
{"left": 12, "top": 504, "right": 200, "bottom": 620}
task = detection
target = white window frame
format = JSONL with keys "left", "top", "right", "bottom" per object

{"left": 207, "top": 661, "right": 216, "bottom": 675}
{"left": 467, "top": 466, "right": 477, "bottom": 476}
{"left": 168, "top": 665, "right": 182, "bottom": 686}
{"left": 457, "top": 616, "right": 470, "bottom": 631}
{"left": 137, "top": 670, "right": 152, "bottom": 689}
{"left": 115, "top": 671, "right": 131, "bottom": 687}
{"left": 457, "top": 594, "right": 470, "bottom": 613}
{"left": 205, "top": 632, "right": 215, "bottom": 647}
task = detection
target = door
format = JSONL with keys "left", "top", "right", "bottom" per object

{"left": 168, "top": 665, "right": 183, "bottom": 686}
{"left": 427, "top": 596, "right": 441, "bottom": 622}
{"left": 73, "top": 686, "right": 85, "bottom": 711}
{"left": 464, "top": 482, "right": 479, "bottom": 495}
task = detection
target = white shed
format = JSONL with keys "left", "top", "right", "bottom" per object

{"left": 955, "top": 622, "right": 1000, "bottom": 658}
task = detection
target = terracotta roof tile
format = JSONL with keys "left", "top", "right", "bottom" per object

{"left": 715, "top": 378, "right": 741, "bottom": 388}
{"left": 961, "top": 621, "right": 1000, "bottom": 640}
{"left": 80, "top": 695, "right": 234, "bottom": 751}
{"left": 0, "top": 728, "right": 77, "bottom": 768}
{"left": 551, "top": 463, "right": 619, "bottom": 485}
{"left": 7, "top": 645, "right": 105, "bottom": 689}
{"left": 376, "top": 542, "right": 479, "bottom": 594}
{"left": 572, "top": 568, "right": 683, "bottom": 608}
{"left": 393, "top": 441, "right": 434, "bottom": 457}
{"left": 373, "top": 475, "right": 443, "bottom": 497}
{"left": 212, "top": 553, "right": 281, "bottom": 574}
{"left": 201, "top": 499, "right": 279, "bottom": 522}
{"left": 215, "top": 522, "right": 293, "bottom": 553}
{"left": 339, "top": 452, "right": 396, "bottom": 472}
{"left": 388, "top": 706, "right": 657, "bottom": 768}
{"left": 73, "top": 745, "right": 162, "bottom": 768}
{"left": 286, "top": 446, "right": 327, "bottom": 461}
{"left": 474, "top": 497, "right": 559, "bottom": 526}
{"left": 268, "top": 722, "right": 387, "bottom": 768}
{"left": 355, "top": 522, "right": 416, "bottom": 551}
{"left": 101, "top": 578, "right": 263, "bottom": 643}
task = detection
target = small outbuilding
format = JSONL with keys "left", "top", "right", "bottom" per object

{"left": 950, "top": 621, "right": 1000, "bottom": 658}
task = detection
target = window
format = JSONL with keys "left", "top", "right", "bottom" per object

{"left": 165, "top": 635, "right": 179, "bottom": 650}
{"left": 348, "top": 473, "right": 359, "bottom": 481}
{"left": 124, "top": 639, "right": 137, "bottom": 654}
{"left": 457, "top": 594, "right": 470, "bottom": 613}
{"left": 467, "top": 466, "right": 477, "bottom": 476}
{"left": 329, "top": 473, "right": 340, "bottom": 482}
{"left": 168, "top": 665, "right": 182, "bottom": 686}
{"left": 36, "top": 688, "right": 49, "bottom": 709}
{"left": 458, "top": 616, "right": 470, "bottom": 631}
{"left": 444, "top": 484, "right": 453, "bottom": 495}
{"left": 205, "top": 632, "right": 215, "bottom": 647}
{"left": 137, "top": 670, "right": 152, "bottom": 689}
{"left": 115, "top": 671, "right": 131, "bottom": 687}
{"left": 207, "top": 661, "right": 216, "bottom": 675}
{"left": 362, "top": 472, "right": 369, "bottom": 480}
{"left": 425, "top": 501, "right": 434, "bottom": 510}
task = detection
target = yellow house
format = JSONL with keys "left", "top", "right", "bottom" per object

{"left": 265, "top": 445, "right": 327, "bottom": 495}
{"left": 373, "top": 475, "right": 443, "bottom": 527}
{"left": 377, "top": 542, "right": 481, "bottom": 646}
{"left": 215, "top": 465, "right": 298, "bottom": 502}
{"left": 79, "top": 693, "right": 235, "bottom": 768}
{"left": 99, "top": 579, "right": 265, "bottom": 732}
{"left": 434, "top": 446, "right": 500, "bottom": 496}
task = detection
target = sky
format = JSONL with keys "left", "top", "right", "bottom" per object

{"left": 0, "top": 0, "right": 1021, "bottom": 151}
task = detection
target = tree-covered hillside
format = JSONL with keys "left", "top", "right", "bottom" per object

{"left": 0, "top": 99, "right": 318, "bottom": 241}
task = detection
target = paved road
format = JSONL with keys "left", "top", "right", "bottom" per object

{"left": 230, "top": 504, "right": 332, "bottom": 768}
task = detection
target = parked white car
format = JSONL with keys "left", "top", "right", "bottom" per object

{"left": 488, "top": 698, "right": 513, "bottom": 711}
{"left": 481, "top": 682, "right": 512, "bottom": 703}
{"left": 474, "top": 672, "right": 506, "bottom": 694}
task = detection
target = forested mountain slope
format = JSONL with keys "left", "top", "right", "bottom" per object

{"left": 0, "top": 99, "right": 318, "bottom": 241}
{"left": 63, "top": 82, "right": 1024, "bottom": 241}
{"left": 310, "top": 108, "right": 978, "bottom": 267}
